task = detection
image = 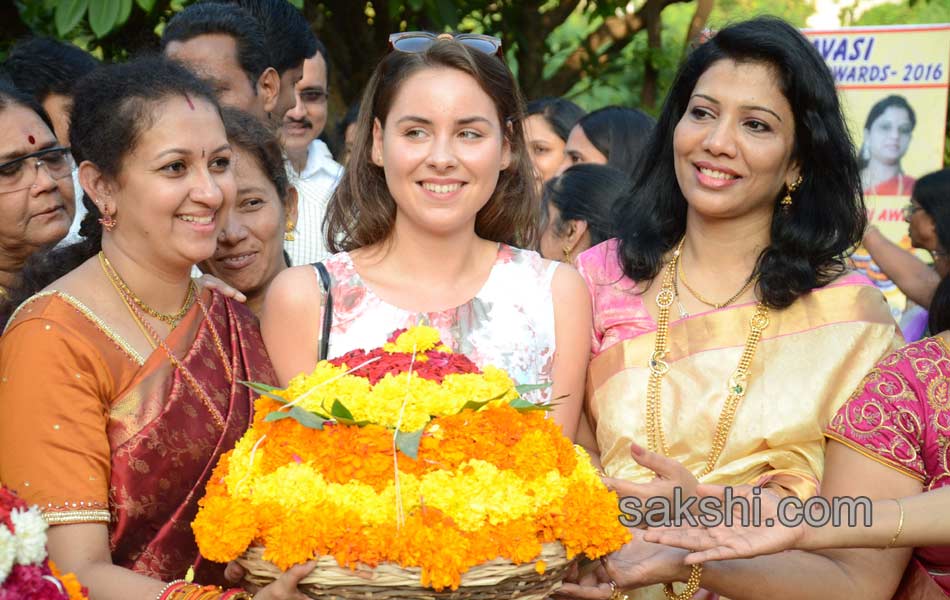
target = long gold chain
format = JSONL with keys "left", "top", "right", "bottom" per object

{"left": 98, "top": 252, "right": 196, "bottom": 326}
{"left": 676, "top": 239, "right": 755, "bottom": 310}
{"left": 99, "top": 255, "right": 230, "bottom": 430}
{"left": 647, "top": 242, "right": 770, "bottom": 599}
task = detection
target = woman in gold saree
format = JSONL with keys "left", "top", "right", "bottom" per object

{"left": 0, "top": 58, "right": 312, "bottom": 600}
{"left": 560, "top": 17, "right": 901, "bottom": 600}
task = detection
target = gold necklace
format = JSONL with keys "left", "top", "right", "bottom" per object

{"left": 675, "top": 239, "right": 755, "bottom": 310}
{"left": 98, "top": 252, "right": 196, "bottom": 326}
{"left": 647, "top": 241, "right": 770, "bottom": 600}
{"left": 100, "top": 258, "right": 230, "bottom": 430}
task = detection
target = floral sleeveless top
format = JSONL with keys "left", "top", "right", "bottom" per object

{"left": 319, "top": 244, "right": 559, "bottom": 403}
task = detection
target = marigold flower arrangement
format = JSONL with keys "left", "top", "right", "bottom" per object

{"left": 0, "top": 485, "right": 88, "bottom": 600}
{"left": 192, "top": 326, "right": 629, "bottom": 595}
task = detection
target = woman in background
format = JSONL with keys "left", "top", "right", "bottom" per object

{"left": 524, "top": 96, "right": 586, "bottom": 188}
{"left": 558, "top": 106, "right": 655, "bottom": 178}
{"left": 0, "top": 80, "right": 75, "bottom": 300}
{"left": 199, "top": 107, "right": 298, "bottom": 315}
{"left": 538, "top": 164, "right": 627, "bottom": 263}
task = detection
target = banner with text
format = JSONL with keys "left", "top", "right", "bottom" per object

{"left": 803, "top": 24, "right": 950, "bottom": 324}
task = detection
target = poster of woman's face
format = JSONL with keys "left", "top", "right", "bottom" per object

{"left": 860, "top": 94, "right": 917, "bottom": 196}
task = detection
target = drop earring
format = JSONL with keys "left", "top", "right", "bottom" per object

{"left": 284, "top": 219, "right": 295, "bottom": 242}
{"left": 781, "top": 176, "right": 803, "bottom": 211}
{"left": 98, "top": 213, "right": 116, "bottom": 231}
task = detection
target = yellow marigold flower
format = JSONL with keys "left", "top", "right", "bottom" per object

{"left": 383, "top": 325, "right": 442, "bottom": 353}
{"left": 192, "top": 495, "right": 258, "bottom": 563}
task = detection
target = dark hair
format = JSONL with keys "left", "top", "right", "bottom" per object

{"left": 542, "top": 164, "right": 627, "bottom": 248}
{"left": 221, "top": 0, "right": 317, "bottom": 75}
{"left": 162, "top": 2, "right": 269, "bottom": 88}
{"left": 526, "top": 96, "right": 586, "bottom": 142}
{"left": 928, "top": 277, "right": 950, "bottom": 334}
{"left": 334, "top": 99, "right": 360, "bottom": 159}
{"left": 0, "top": 56, "right": 221, "bottom": 324}
{"left": 220, "top": 106, "right": 289, "bottom": 201}
{"left": 614, "top": 16, "right": 865, "bottom": 309}
{"left": 914, "top": 169, "right": 950, "bottom": 252}
{"left": 326, "top": 39, "right": 537, "bottom": 252}
{"left": 312, "top": 36, "right": 331, "bottom": 84}
{"left": 0, "top": 79, "right": 55, "bottom": 135}
{"left": 576, "top": 106, "right": 655, "bottom": 176}
{"left": 2, "top": 37, "right": 99, "bottom": 102}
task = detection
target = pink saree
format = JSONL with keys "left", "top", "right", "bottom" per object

{"left": 827, "top": 336, "right": 950, "bottom": 597}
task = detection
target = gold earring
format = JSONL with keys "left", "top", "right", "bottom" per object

{"left": 284, "top": 219, "right": 295, "bottom": 242}
{"left": 562, "top": 245, "right": 573, "bottom": 263}
{"left": 781, "top": 176, "right": 803, "bottom": 210}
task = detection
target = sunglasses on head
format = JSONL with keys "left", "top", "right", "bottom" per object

{"left": 388, "top": 32, "right": 503, "bottom": 58}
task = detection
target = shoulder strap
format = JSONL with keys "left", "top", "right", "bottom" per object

{"left": 313, "top": 262, "right": 333, "bottom": 361}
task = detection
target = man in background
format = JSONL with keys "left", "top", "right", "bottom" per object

{"left": 162, "top": 3, "right": 281, "bottom": 122}
{"left": 281, "top": 39, "right": 342, "bottom": 266}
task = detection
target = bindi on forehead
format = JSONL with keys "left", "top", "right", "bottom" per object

{"left": 185, "top": 94, "right": 195, "bottom": 111}
{"left": 28, "top": 135, "right": 35, "bottom": 145}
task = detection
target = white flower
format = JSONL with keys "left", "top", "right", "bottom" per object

{"left": 0, "top": 526, "right": 15, "bottom": 583}
{"left": 10, "top": 507, "right": 48, "bottom": 566}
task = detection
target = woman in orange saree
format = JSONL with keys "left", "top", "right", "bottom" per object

{"left": 0, "top": 288, "right": 271, "bottom": 583}
{"left": 0, "top": 58, "right": 310, "bottom": 600}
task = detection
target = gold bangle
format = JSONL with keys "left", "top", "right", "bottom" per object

{"left": 885, "top": 498, "right": 904, "bottom": 549}
{"left": 663, "top": 564, "right": 703, "bottom": 599}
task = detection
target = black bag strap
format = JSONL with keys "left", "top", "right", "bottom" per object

{"left": 312, "top": 261, "right": 333, "bottom": 361}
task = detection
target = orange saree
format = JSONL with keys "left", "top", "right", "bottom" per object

{"left": 0, "top": 290, "right": 275, "bottom": 584}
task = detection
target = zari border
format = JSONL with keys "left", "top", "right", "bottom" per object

{"left": 824, "top": 431, "right": 927, "bottom": 483}
{"left": 8, "top": 290, "right": 145, "bottom": 365}
{"left": 42, "top": 509, "right": 111, "bottom": 525}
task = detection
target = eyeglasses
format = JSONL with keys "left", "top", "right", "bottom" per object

{"left": 0, "top": 146, "right": 73, "bottom": 195}
{"left": 388, "top": 32, "right": 503, "bottom": 58}
{"left": 901, "top": 203, "right": 921, "bottom": 221}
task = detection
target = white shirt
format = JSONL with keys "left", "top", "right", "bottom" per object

{"left": 284, "top": 139, "right": 343, "bottom": 266}
{"left": 58, "top": 169, "right": 86, "bottom": 247}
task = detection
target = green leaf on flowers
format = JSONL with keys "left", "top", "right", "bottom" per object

{"left": 514, "top": 383, "right": 552, "bottom": 396}
{"left": 395, "top": 428, "right": 424, "bottom": 459}
{"left": 329, "top": 400, "right": 370, "bottom": 426}
{"left": 263, "top": 411, "right": 293, "bottom": 422}
{"left": 459, "top": 398, "right": 493, "bottom": 412}
{"left": 288, "top": 406, "right": 328, "bottom": 430}
{"left": 509, "top": 398, "right": 554, "bottom": 412}
{"left": 239, "top": 380, "right": 288, "bottom": 404}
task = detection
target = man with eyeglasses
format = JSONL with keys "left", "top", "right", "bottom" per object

{"left": 280, "top": 38, "right": 343, "bottom": 266}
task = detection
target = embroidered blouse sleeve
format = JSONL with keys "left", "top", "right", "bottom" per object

{"left": 0, "top": 317, "right": 114, "bottom": 524}
{"left": 825, "top": 353, "right": 927, "bottom": 482}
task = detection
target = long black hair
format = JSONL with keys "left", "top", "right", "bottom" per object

{"left": 913, "top": 169, "right": 950, "bottom": 252}
{"left": 575, "top": 106, "right": 655, "bottom": 176}
{"left": 1, "top": 56, "right": 220, "bottom": 325}
{"left": 614, "top": 16, "right": 865, "bottom": 309}
{"left": 542, "top": 164, "right": 628, "bottom": 248}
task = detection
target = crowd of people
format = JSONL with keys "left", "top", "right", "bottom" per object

{"left": 0, "top": 3, "right": 947, "bottom": 600}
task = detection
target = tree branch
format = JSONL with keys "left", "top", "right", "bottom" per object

{"left": 544, "top": 0, "right": 691, "bottom": 96}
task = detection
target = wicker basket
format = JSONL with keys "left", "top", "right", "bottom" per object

{"left": 237, "top": 543, "right": 574, "bottom": 600}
